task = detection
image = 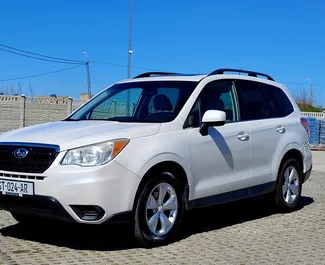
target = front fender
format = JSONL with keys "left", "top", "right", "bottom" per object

{"left": 114, "top": 132, "right": 194, "bottom": 198}
{"left": 137, "top": 152, "right": 193, "bottom": 181}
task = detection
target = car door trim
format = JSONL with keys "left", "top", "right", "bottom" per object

{"left": 186, "top": 181, "right": 276, "bottom": 210}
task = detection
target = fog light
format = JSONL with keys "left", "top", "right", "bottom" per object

{"left": 70, "top": 205, "right": 105, "bottom": 221}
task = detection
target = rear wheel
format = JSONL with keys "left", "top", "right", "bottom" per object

{"left": 133, "top": 172, "right": 185, "bottom": 248}
{"left": 275, "top": 158, "right": 303, "bottom": 211}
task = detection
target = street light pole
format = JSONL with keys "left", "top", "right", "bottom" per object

{"left": 126, "top": 0, "right": 133, "bottom": 116}
{"left": 127, "top": 0, "right": 133, "bottom": 79}
{"left": 82, "top": 50, "right": 92, "bottom": 99}
{"left": 305, "top": 77, "right": 312, "bottom": 105}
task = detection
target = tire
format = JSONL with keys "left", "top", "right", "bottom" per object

{"left": 275, "top": 158, "right": 303, "bottom": 212}
{"left": 133, "top": 171, "right": 185, "bottom": 248}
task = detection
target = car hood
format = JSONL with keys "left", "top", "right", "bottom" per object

{"left": 0, "top": 121, "right": 161, "bottom": 151}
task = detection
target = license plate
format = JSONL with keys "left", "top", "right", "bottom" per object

{"left": 0, "top": 179, "right": 34, "bottom": 197}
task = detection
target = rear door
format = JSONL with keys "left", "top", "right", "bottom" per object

{"left": 235, "top": 79, "right": 284, "bottom": 193}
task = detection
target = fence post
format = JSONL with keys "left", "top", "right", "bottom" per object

{"left": 67, "top": 97, "right": 73, "bottom": 115}
{"left": 20, "top": 95, "right": 26, "bottom": 128}
{"left": 112, "top": 100, "right": 117, "bottom": 116}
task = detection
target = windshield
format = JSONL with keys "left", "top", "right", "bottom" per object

{"left": 66, "top": 80, "right": 198, "bottom": 122}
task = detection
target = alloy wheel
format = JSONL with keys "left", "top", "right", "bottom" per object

{"left": 282, "top": 166, "right": 300, "bottom": 205}
{"left": 145, "top": 182, "right": 178, "bottom": 236}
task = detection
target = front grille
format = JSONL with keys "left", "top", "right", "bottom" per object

{"left": 0, "top": 172, "right": 45, "bottom": 181}
{"left": 0, "top": 144, "right": 59, "bottom": 174}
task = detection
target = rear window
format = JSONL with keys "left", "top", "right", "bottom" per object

{"left": 265, "top": 84, "right": 294, "bottom": 117}
{"left": 235, "top": 80, "right": 275, "bottom": 121}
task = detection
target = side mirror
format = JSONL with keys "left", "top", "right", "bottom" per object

{"left": 199, "top": 110, "right": 226, "bottom": 136}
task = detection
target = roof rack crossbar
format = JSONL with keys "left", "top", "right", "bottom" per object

{"left": 133, "top": 72, "right": 181, "bottom": 79}
{"left": 208, "top": 68, "right": 274, "bottom": 81}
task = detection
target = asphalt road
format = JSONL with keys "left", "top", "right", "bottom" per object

{"left": 0, "top": 151, "right": 324, "bottom": 265}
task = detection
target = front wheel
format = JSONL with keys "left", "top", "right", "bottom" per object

{"left": 275, "top": 158, "right": 303, "bottom": 212}
{"left": 133, "top": 172, "right": 185, "bottom": 248}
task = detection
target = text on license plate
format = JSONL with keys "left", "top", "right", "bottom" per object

{"left": 0, "top": 179, "right": 34, "bottom": 196}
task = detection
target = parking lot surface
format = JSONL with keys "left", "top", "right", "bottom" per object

{"left": 0, "top": 151, "right": 325, "bottom": 265}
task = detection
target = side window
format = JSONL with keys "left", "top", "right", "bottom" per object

{"left": 184, "top": 80, "right": 238, "bottom": 128}
{"left": 184, "top": 101, "right": 200, "bottom": 128}
{"left": 265, "top": 84, "right": 294, "bottom": 117}
{"left": 236, "top": 80, "right": 275, "bottom": 121}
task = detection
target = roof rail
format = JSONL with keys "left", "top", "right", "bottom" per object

{"left": 208, "top": 68, "right": 274, "bottom": 81}
{"left": 133, "top": 72, "right": 181, "bottom": 79}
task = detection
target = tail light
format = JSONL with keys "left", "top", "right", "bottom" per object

{"left": 300, "top": 117, "right": 310, "bottom": 143}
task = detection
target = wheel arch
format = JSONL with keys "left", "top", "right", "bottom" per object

{"left": 276, "top": 147, "right": 304, "bottom": 185}
{"left": 132, "top": 160, "right": 190, "bottom": 212}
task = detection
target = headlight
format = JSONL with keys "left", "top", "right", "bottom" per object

{"left": 61, "top": 139, "right": 129, "bottom": 167}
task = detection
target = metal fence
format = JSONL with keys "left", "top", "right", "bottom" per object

{"left": 301, "top": 111, "right": 325, "bottom": 119}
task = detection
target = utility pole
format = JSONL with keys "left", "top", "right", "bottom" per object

{"left": 127, "top": 0, "right": 133, "bottom": 79}
{"left": 82, "top": 50, "right": 92, "bottom": 99}
{"left": 126, "top": 0, "right": 133, "bottom": 116}
{"left": 85, "top": 62, "right": 91, "bottom": 99}
{"left": 305, "top": 77, "right": 312, "bottom": 105}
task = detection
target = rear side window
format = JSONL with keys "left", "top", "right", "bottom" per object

{"left": 236, "top": 80, "right": 275, "bottom": 121}
{"left": 264, "top": 84, "right": 294, "bottom": 117}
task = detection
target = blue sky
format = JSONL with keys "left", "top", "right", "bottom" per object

{"left": 1, "top": 0, "right": 325, "bottom": 105}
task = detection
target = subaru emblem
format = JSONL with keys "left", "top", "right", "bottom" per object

{"left": 13, "top": 148, "right": 29, "bottom": 159}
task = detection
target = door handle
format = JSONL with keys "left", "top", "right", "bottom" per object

{"left": 276, "top": 125, "right": 286, "bottom": 134}
{"left": 237, "top": 131, "right": 249, "bottom": 141}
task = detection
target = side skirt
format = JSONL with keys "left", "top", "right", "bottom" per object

{"left": 186, "top": 182, "right": 276, "bottom": 210}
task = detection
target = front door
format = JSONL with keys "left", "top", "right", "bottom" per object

{"left": 184, "top": 79, "right": 251, "bottom": 208}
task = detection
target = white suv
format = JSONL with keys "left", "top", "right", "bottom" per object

{"left": 0, "top": 69, "right": 313, "bottom": 247}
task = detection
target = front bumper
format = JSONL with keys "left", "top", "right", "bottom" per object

{"left": 0, "top": 194, "right": 74, "bottom": 223}
{"left": 0, "top": 160, "right": 141, "bottom": 224}
{"left": 0, "top": 194, "right": 133, "bottom": 224}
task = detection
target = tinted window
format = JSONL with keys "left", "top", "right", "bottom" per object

{"left": 184, "top": 80, "right": 238, "bottom": 128}
{"left": 67, "top": 81, "right": 198, "bottom": 123}
{"left": 236, "top": 80, "right": 275, "bottom": 121}
{"left": 265, "top": 84, "right": 294, "bottom": 117}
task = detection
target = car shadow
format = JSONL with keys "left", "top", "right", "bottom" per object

{"left": 0, "top": 195, "right": 314, "bottom": 251}
{"left": 208, "top": 127, "right": 234, "bottom": 169}
{"left": 180, "top": 195, "right": 314, "bottom": 239}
